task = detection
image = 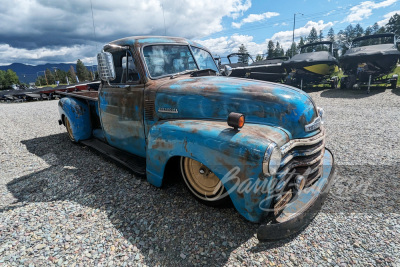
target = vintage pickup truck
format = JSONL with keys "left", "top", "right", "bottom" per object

{"left": 57, "top": 36, "right": 335, "bottom": 240}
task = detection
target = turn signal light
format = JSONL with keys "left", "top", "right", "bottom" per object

{"left": 227, "top": 112, "right": 245, "bottom": 130}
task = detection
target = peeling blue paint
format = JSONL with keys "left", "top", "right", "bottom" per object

{"left": 155, "top": 76, "right": 319, "bottom": 139}
{"left": 146, "top": 120, "right": 289, "bottom": 222}
{"left": 58, "top": 97, "right": 92, "bottom": 141}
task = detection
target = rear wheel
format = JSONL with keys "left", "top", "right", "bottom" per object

{"left": 330, "top": 77, "right": 338, "bottom": 89}
{"left": 64, "top": 117, "right": 76, "bottom": 143}
{"left": 391, "top": 79, "right": 397, "bottom": 89}
{"left": 340, "top": 77, "right": 346, "bottom": 89}
{"left": 345, "top": 75, "right": 356, "bottom": 89}
{"left": 180, "top": 157, "right": 229, "bottom": 206}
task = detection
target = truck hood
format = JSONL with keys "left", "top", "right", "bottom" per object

{"left": 154, "top": 76, "right": 318, "bottom": 139}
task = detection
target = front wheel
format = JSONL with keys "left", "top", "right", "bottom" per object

{"left": 180, "top": 157, "right": 229, "bottom": 206}
{"left": 64, "top": 117, "right": 76, "bottom": 143}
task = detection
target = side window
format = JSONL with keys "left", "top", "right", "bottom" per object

{"left": 191, "top": 47, "right": 218, "bottom": 72}
{"left": 108, "top": 49, "right": 140, "bottom": 84}
{"left": 121, "top": 55, "right": 140, "bottom": 83}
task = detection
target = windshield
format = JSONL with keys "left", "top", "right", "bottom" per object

{"left": 191, "top": 46, "right": 219, "bottom": 72}
{"left": 228, "top": 54, "right": 254, "bottom": 65}
{"left": 143, "top": 45, "right": 198, "bottom": 78}
{"left": 352, "top": 36, "right": 394, "bottom": 48}
{"left": 143, "top": 45, "right": 218, "bottom": 78}
{"left": 301, "top": 43, "right": 332, "bottom": 53}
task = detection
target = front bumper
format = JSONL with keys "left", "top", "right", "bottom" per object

{"left": 257, "top": 148, "right": 335, "bottom": 241}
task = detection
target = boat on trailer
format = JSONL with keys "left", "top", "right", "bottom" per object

{"left": 282, "top": 41, "right": 339, "bottom": 89}
{"left": 340, "top": 33, "right": 400, "bottom": 92}
{"left": 220, "top": 53, "right": 288, "bottom": 83}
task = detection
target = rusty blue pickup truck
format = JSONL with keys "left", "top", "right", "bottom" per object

{"left": 57, "top": 36, "right": 335, "bottom": 240}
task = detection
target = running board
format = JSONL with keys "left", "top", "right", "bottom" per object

{"left": 80, "top": 139, "right": 146, "bottom": 176}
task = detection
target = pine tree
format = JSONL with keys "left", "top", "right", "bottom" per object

{"left": 0, "top": 71, "right": 5, "bottom": 89}
{"left": 377, "top": 26, "right": 386, "bottom": 34}
{"left": 365, "top": 26, "right": 373, "bottom": 36}
{"left": 273, "top": 42, "right": 284, "bottom": 57}
{"left": 319, "top": 30, "right": 324, "bottom": 42}
{"left": 267, "top": 40, "right": 275, "bottom": 59}
{"left": 386, "top": 13, "right": 400, "bottom": 35}
{"left": 327, "top": 28, "right": 335, "bottom": 42}
{"left": 0, "top": 69, "right": 20, "bottom": 89}
{"left": 288, "top": 42, "right": 297, "bottom": 57}
{"left": 307, "top": 27, "right": 318, "bottom": 44}
{"left": 5, "top": 69, "right": 19, "bottom": 86}
{"left": 372, "top": 23, "right": 379, "bottom": 34}
{"left": 255, "top": 54, "right": 264, "bottom": 61}
{"left": 76, "top": 59, "right": 89, "bottom": 82}
{"left": 68, "top": 65, "right": 77, "bottom": 84}
{"left": 45, "top": 69, "right": 55, "bottom": 85}
{"left": 298, "top": 37, "right": 305, "bottom": 53}
{"left": 354, "top": 24, "right": 364, "bottom": 37}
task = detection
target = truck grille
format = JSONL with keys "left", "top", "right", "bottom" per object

{"left": 277, "top": 128, "right": 325, "bottom": 188}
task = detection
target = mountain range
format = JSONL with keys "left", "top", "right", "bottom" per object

{"left": 0, "top": 63, "right": 96, "bottom": 84}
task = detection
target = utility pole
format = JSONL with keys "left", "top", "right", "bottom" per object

{"left": 292, "top": 13, "right": 304, "bottom": 57}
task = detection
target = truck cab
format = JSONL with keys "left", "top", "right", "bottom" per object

{"left": 57, "top": 36, "right": 335, "bottom": 240}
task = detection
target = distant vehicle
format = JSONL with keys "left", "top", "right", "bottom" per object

{"left": 219, "top": 53, "right": 287, "bottom": 83}
{"left": 340, "top": 33, "right": 400, "bottom": 92}
{"left": 282, "top": 41, "right": 339, "bottom": 89}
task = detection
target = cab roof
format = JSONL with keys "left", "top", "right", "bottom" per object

{"left": 105, "top": 36, "right": 207, "bottom": 50}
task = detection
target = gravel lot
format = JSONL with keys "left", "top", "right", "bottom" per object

{"left": 1, "top": 87, "right": 400, "bottom": 266}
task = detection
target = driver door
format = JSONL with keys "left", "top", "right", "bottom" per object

{"left": 99, "top": 49, "right": 146, "bottom": 158}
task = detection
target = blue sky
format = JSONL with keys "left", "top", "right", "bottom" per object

{"left": 0, "top": 0, "right": 398, "bottom": 65}
{"left": 196, "top": 0, "right": 399, "bottom": 56}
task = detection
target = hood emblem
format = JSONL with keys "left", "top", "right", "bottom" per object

{"left": 158, "top": 107, "right": 178, "bottom": 114}
{"left": 305, "top": 117, "right": 321, "bottom": 132}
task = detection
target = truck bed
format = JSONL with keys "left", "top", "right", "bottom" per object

{"left": 58, "top": 90, "right": 98, "bottom": 101}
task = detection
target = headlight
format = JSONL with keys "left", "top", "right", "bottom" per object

{"left": 317, "top": 107, "right": 325, "bottom": 124}
{"left": 263, "top": 144, "right": 282, "bottom": 176}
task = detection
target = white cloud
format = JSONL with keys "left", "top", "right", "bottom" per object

{"left": 344, "top": 0, "right": 398, "bottom": 23}
{"left": 197, "top": 20, "right": 334, "bottom": 57}
{"left": 0, "top": 44, "right": 96, "bottom": 65}
{"left": 377, "top": 10, "right": 400, "bottom": 26}
{"left": 231, "top": 12, "right": 280, "bottom": 28}
{"left": 271, "top": 20, "right": 334, "bottom": 49}
{"left": 196, "top": 34, "right": 269, "bottom": 56}
{"left": 0, "top": 0, "right": 252, "bottom": 65}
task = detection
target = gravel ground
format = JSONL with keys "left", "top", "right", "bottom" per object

{"left": 0, "top": 87, "right": 399, "bottom": 266}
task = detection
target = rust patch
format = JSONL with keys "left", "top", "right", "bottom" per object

{"left": 151, "top": 139, "right": 174, "bottom": 150}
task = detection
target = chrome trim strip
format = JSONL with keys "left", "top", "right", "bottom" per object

{"left": 280, "top": 127, "right": 325, "bottom": 155}
{"left": 279, "top": 151, "right": 325, "bottom": 175}
{"left": 280, "top": 140, "right": 325, "bottom": 167}
{"left": 276, "top": 154, "right": 323, "bottom": 181}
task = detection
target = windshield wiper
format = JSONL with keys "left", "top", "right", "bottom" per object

{"left": 170, "top": 69, "right": 197, "bottom": 79}
{"left": 190, "top": 68, "right": 218, "bottom": 77}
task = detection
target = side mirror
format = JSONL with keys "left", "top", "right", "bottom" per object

{"left": 396, "top": 40, "right": 400, "bottom": 51}
{"left": 97, "top": 52, "right": 116, "bottom": 83}
{"left": 224, "top": 65, "right": 232, "bottom": 76}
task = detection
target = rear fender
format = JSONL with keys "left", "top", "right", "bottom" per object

{"left": 58, "top": 97, "right": 92, "bottom": 141}
{"left": 146, "top": 119, "right": 289, "bottom": 222}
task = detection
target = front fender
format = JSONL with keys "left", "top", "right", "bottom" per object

{"left": 146, "top": 119, "right": 289, "bottom": 222}
{"left": 58, "top": 97, "right": 92, "bottom": 141}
